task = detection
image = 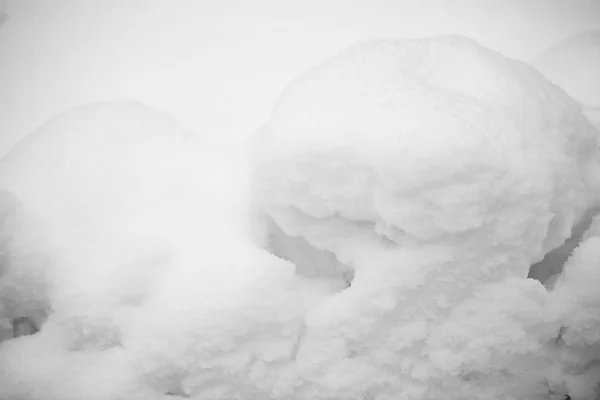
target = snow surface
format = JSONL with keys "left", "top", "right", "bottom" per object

{"left": 0, "top": 101, "right": 308, "bottom": 399}
{"left": 3, "top": 1, "right": 598, "bottom": 160}
{"left": 534, "top": 30, "right": 600, "bottom": 109}
{"left": 254, "top": 36, "right": 600, "bottom": 399}
{"left": 1, "top": 36, "right": 600, "bottom": 400}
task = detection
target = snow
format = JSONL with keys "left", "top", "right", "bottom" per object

{"left": 533, "top": 30, "right": 600, "bottom": 132}
{"left": 1, "top": 36, "right": 600, "bottom": 399}
{"left": 3, "top": 1, "right": 599, "bottom": 160}
{"left": 534, "top": 30, "right": 600, "bottom": 109}
{"left": 0, "top": 101, "right": 307, "bottom": 399}
{"left": 254, "top": 36, "right": 600, "bottom": 398}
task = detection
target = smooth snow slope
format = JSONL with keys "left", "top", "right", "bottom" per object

{"left": 255, "top": 35, "right": 600, "bottom": 399}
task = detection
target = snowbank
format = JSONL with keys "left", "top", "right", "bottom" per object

{"left": 254, "top": 36, "right": 600, "bottom": 399}
{"left": 1, "top": 36, "right": 600, "bottom": 399}
{"left": 534, "top": 30, "right": 600, "bottom": 109}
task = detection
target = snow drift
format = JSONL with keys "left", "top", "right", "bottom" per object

{"left": 254, "top": 36, "right": 600, "bottom": 399}
{"left": 1, "top": 35, "right": 600, "bottom": 400}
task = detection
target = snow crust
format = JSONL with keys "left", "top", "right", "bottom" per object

{"left": 1, "top": 36, "right": 600, "bottom": 400}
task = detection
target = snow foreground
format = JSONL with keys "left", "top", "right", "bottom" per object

{"left": 0, "top": 36, "right": 597, "bottom": 400}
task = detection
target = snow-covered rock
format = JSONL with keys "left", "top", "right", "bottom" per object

{"left": 254, "top": 35, "right": 600, "bottom": 399}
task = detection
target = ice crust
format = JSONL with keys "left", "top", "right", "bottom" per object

{"left": 0, "top": 36, "right": 600, "bottom": 399}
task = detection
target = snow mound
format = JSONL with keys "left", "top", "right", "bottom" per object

{"left": 255, "top": 36, "right": 600, "bottom": 399}
{"left": 0, "top": 102, "right": 309, "bottom": 399}
{"left": 2, "top": 38, "right": 600, "bottom": 399}
{"left": 0, "top": 101, "right": 207, "bottom": 349}
{"left": 534, "top": 30, "right": 600, "bottom": 109}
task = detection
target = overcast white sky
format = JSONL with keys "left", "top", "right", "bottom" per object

{"left": 0, "top": 0, "right": 599, "bottom": 155}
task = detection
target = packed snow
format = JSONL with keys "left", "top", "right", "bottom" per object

{"left": 1, "top": 35, "right": 600, "bottom": 400}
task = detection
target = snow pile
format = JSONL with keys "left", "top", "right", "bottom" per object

{"left": 1, "top": 36, "right": 600, "bottom": 400}
{"left": 254, "top": 36, "right": 600, "bottom": 399}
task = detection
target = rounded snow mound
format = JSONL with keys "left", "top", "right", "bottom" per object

{"left": 534, "top": 30, "right": 600, "bottom": 109}
{"left": 256, "top": 35, "right": 599, "bottom": 277}
{"left": 254, "top": 36, "right": 600, "bottom": 399}
{"left": 0, "top": 101, "right": 202, "bottom": 344}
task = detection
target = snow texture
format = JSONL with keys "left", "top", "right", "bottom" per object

{"left": 254, "top": 36, "right": 600, "bottom": 399}
{"left": 1, "top": 35, "right": 600, "bottom": 400}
